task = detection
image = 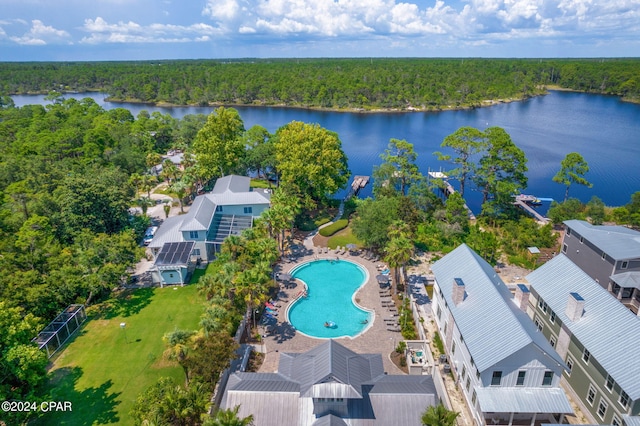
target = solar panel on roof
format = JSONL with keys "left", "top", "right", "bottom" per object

{"left": 155, "top": 241, "right": 195, "bottom": 266}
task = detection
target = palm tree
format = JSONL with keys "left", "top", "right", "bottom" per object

{"left": 137, "top": 197, "right": 154, "bottom": 216}
{"left": 170, "top": 180, "right": 188, "bottom": 213}
{"left": 384, "top": 235, "right": 414, "bottom": 294}
{"left": 421, "top": 404, "right": 459, "bottom": 426}
{"left": 162, "top": 329, "right": 196, "bottom": 385}
{"left": 206, "top": 406, "right": 254, "bottom": 426}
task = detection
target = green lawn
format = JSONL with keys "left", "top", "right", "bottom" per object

{"left": 327, "top": 226, "right": 363, "bottom": 249}
{"left": 36, "top": 285, "right": 203, "bottom": 425}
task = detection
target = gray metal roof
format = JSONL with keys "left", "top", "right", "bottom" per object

{"left": 624, "top": 415, "right": 640, "bottom": 426}
{"left": 148, "top": 215, "right": 184, "bottom": 249}
{"left": 221, "top": 340, "right": 435, "bottom": 426}
{"left": 564, "top": 220, "right": 640, "bottom": 260}
{"left": 312, "top": 414, "right": 349, "bottom": 426}
{"left": 179, "top": 195, "right": 216, "bottom": 232}
{"left": 431, "top": 244, "right": 564, "bottom": 372}
{"left": 610, "top": 271, "right": 640, "bottom": 290}
{"left": 279, "top": 340, "right": 385, "bottom": 399}
{"left": 476, "top": 387, "right": 573, "bottom": 413}
{"left": 527, "top": 255, "right": 640, "bottom": 400}
{"left": 212, "top": 175, "right": 251, "bottom": 194}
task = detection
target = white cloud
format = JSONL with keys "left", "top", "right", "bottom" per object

{"left": 80, "top": 17, "right": 223, "bottom": 44}
{"left": 9, "top": 19, "right": 71, "bottom": 45}
{"left": 199, "top": 0, "right": 640, "bottom": 43}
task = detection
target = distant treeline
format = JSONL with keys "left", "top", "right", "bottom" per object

{"left": 1, "top": 58, "right": 639, "bottom": 110}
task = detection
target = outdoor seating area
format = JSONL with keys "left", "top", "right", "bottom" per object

{"left": 404, "top": 340, "right": 432, "bottom": 375}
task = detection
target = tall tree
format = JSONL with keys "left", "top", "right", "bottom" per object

{"left": 436, "top": 126, "right": 485, "bottom": 197}
{"left": 472, "top": 127, "right": 528, "bottom": 217}
{"left": 384, "top": 221, "right": 414, "bottom": 294}
{"left": 374, "top": 139, "right": 422, "bottom": 196}
{"left": 274, "top": 121, "right": 350, "bottom": 208}
{"left": 553, "top": 152, "right": 592, "bottom": 201}
{"left": 193, "top": 107, "right": 246, "bottom": 181}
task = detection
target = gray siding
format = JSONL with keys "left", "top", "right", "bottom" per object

{"left": 529, "top": 289, "right": 637, "bottom": 424}
{"left": 563, "top": 228, "right": 615, "bottom": 289}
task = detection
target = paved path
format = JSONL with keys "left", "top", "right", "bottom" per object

{"left": 258, "top": 251, "right": 404, "bottom": 375}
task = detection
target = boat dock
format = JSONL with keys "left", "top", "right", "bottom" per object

{"left": 427, "top": 171, "right": 476, "bottom": 221}
{"left": 347, "top": 175, "right": 370, "bottom": 199}
{"left": 513, "top": 195, "right": 550, "bottom": 224}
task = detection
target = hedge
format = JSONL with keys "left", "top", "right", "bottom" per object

{"left": 319, "top": 219, "right": 348, "bottom": 237}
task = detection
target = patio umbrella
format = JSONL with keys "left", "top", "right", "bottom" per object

{"left": 376, "top": 274, "right": 390, "bottom": 284}
{"left": 278, "top": 273, "right": 292, "bottom": 281}
{"left": 346, "top": 243, "right": 357, "bottom": 250}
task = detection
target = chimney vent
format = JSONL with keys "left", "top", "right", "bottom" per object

{"left": 565, "top": 292, "right": 585, "bottom": 322}
{"left": 452, "top": 278, "right": 467, "bottom": 306}
{"left": 514, "top": 284, "right": 530, "bottom": 312}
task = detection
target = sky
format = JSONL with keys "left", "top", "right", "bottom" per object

{"left": 1, "top": 0, "right": 639, "bottom": 61}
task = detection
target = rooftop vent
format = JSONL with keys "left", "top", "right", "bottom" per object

{"left": 565, "top": 292, "right": 585, "bottom": 322}
{"left": 452, "top": 278, "right": 467, "bottom": 306}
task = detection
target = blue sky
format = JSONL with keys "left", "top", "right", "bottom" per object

{"left": 1, "top": 0, "right": 639, "bottom": 61}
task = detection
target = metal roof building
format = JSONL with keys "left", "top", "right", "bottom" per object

{"left": 563, "top": 220, "right": 640, "bottom": 261}
{"left": 527, "top": 254, "right": 640, "bottom": 401}
{"left": 220, "top": 340, "right": 438, "bottom": 426}
{"left": 430, "top": 244, "right": 573, "bottom": 426}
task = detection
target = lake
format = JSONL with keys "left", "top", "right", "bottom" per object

{"left": 12, "top": 91, "right": 640, "bottom": 212}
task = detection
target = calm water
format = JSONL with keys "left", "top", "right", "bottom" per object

{"left": 287, "top": 259, "right": 371, "bottom": 339}
{"left": 12, "top": 91, "right": 640, "bottom": 211}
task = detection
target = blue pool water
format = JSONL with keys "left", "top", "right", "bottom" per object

{"left": 287, "top": 260, "right": 372, "bottom": 339}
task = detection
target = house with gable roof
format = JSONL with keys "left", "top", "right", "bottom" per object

{"left": 219, "top": 339, "right": 438, "bottom": 425}
{"left": 148, "top": 175, "right": 271, "bottom": 286}
{"left": 527, "top": 254, "right": 640, "bottom": 426}
{"left": 430, "top": 244, "right": 573, "bottom": 426}
{"left": 561, "top": 220, "right": 640, "bottom": 314}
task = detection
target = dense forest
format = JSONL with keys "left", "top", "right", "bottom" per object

{"left": 1, "top": 58, "right": 639, "bottom": 110}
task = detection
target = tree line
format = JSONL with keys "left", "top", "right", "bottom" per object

{"left": 1, "top": 58, "right": 639, "bottom": 110}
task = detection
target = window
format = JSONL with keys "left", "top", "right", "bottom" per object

{"left": 465, "top": 377, "right": 471, "bottom": 392}
{"left": 451, "top": 342, "right": 456, "bottom": 356}
{"left": 567, "top": 228, "right": 571, "bottom": 236}
{"left": 516, "top": 371, "right": 526, "bottom": 386}
{"left": 587, "top": 385, "right": 596, "bottom": 406}
{"left": 534, "top": 317, "right": 543, "bottom": 332}
{"left": 550, "top": 336, "right": 556, "bottom": 348}
{"left": 476, "top": 370, "right": 480, "bottom": 380}
{"left": 216, "top": 205, "right": 222, "bottom": 212}
{"left": 542, "top": 371, "right": 553, "bottom": 386}
{"left": 550, "top": 311, "right": 556, "bottom": 323}
{"left": 597, "top": 399, "right": 608, "bottom": 419}
{"left": 437, "top": 305, "right": 442, "bottom": 320}
{"left": 169, "top": 273, "right": 174, "bottom": 278}
{"left": 562, "top": 243, "right": 568, "bottom": 253}
{"left": 582, "top": 348, "right": 591, "bottom": 364}
{"left": 461, "top": 366, "right": 467, "bottom": 380}
{"left": 612, "top": 415, "right": 622, "bottom": 426}
{"left": 443, "top": 323, "right": 447, "bottom": 335}
{"left": 605, "top": 375, "right": 614, "bottom": 392}
{"left": 243, "top": 206, "right": 253, "bottom": 214}
{"left": 491, "top": 371, "right": 502, "bottom": 386}
{"left": 192, "top": 248, "right": 201, "bottom": 256}
{"left": 471, "top": 390, "right": 477, "bottom": 405}
{"left": 619, "top": 390, "right": 630, "bottom": 409}
{"left": 189, "top": 231, "right": 199, "bottom": 239}
{"left": 566, "top": 357, "right": 574, "bottom": 376}
{"left": 621, "top": 261, "right": 629, "bottom": 269}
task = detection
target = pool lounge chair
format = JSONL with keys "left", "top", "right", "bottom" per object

{"left": 387, "top": 326, "right": 401, "bottom": 332}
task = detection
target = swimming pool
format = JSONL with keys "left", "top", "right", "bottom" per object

{"left": 287, "top": 259, "right": 372, "bottom": 339}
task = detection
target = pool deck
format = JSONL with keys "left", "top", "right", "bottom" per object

{"left": 258, "top": 251, "right": 404, "bottom": 375}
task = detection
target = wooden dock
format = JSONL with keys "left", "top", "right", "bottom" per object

{"left": 347, "top": 175, "right": 370, "bottom": 199}
{"left": 513, "top": 196, "right": 549, "bottom": 224}
{"left": 427, "top": 171, "right": 476, "bottom": 221}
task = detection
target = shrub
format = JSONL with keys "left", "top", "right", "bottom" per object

{"left": 319, "top": 219, "right": 348, "bottom": 237}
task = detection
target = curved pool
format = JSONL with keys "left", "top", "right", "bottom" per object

{"left": 287, "top": 259, "right": 372, "bottom": 339}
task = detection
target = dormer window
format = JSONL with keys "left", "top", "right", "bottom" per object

{"left": 189, "top": 231, "right": 198, "bottom": 239}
